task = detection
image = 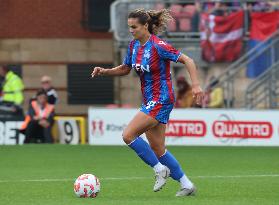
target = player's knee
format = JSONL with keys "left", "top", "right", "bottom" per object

{"left": 122, "top": 130, "right": 133, "bottom": 144}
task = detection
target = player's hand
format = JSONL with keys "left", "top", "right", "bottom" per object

{"left": 33, "top": 116, "right": 41, "bottom": 120}
{"left": 91, "top": 67, "right": 105, "bottom": 78}
{"left": 192, "top": 84, "right": 203, "bottom": 106}
{"left": 39, "top": 119, "right": 50, "bottom": 128}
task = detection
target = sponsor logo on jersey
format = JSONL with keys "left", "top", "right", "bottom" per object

{"left": 143, "top": 49, "right": 150, "bottom": 59}
{"left": 132, "top": 64, "right": 150, "bottom": 73}
{"left": 158, "top": 41, "right": 167, "bottom": 45}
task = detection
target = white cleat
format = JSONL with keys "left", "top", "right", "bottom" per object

{"left": 175, "top": 186, "right": 196, "bottom": 197}
{"left": 153, "top": 166, "right": 170, "bottom": 192}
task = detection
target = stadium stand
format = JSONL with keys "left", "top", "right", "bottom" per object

{"left": 1, "top": 0, "right": 278, "bottom": 110}
{"left": 110, "top": 0, "right": 279, "bottom": 109}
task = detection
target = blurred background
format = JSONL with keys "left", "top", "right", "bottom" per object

{"left": 1, "top": 2, "right": 279, "bottom": 203}
{"left": 0, "top": 0, "right": 279, "bottom": 145}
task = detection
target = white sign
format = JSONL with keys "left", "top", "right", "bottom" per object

{"left": 57, "top": 119, "right": 79, "bottom": 144}
{"left": 88, "top": 108, "right": 279, "bottom": 146}
{"left": 0, "top": 121, "right": 25, "bottom": 145}
{"left": 88, "top": 109, "right": 137, "bottom": 145}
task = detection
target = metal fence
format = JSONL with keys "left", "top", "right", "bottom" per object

{"left": 245, "top": 61, "right": 279, "bottom": 109}
{"left": 110, "top": 0, "right": 279, "bottom": 108}
{"left": 215, "top": 30, "right": 279, "bottom": 108}
{"left": 110, "top": 0, "right": 278, "bottom": 44}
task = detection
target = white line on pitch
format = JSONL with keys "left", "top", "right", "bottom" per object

{"left": 193, "top": 174, "right": 279, "bottom": 178}
{"left": 0, "top": 174, "right": 279, "bottom": 183}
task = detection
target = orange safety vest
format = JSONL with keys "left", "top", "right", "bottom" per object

{"left": 20, "top": 101, "right": 54, "bottom": 130}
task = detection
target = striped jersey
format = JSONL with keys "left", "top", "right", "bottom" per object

{"left": 123, "top": 34, "right": 181, "bottom": 105}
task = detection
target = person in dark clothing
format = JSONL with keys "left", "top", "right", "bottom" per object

{"left": 22, "top": 89, "right": 55, "bottom": 143}
{"left": 40, "top": 75, "right": 58, "bottom": 105}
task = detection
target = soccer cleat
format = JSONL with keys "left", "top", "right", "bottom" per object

{"left": 153, "top": 166, "right": 170, "bottom": 192}
{"left": 175, "top": 186, "right": 196, "bottom": 197}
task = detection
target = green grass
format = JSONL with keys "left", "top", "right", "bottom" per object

{"left": 0, "top": 145, "right": 278, "bottom": 205}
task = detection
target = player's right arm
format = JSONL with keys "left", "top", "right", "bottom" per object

{"left": 91, "top": 64, "right": 131, "bottom": 78}
{"left": 92, "top": 40, "right": 134, "bottom": 78}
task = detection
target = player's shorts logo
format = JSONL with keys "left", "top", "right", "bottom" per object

{"left": 146, "top": 101, "right": 157, "bottom": 110}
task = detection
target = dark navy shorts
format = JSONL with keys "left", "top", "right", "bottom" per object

{"left": 140, "top": 101, "right": 174, "bottom": 124}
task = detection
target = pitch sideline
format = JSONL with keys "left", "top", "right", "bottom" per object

{"left": 0, "top": 174, "right": 279, "bottom": 183}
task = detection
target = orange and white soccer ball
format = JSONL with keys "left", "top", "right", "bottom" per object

{"left": 74, "top": 174, "right": 100, "bottom": 198}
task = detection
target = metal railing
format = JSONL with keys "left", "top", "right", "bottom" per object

{"left": 110, "top": 0, "right": 278, "bottom": 44}
{"left": 110, "top": 0, "right": 279, "bottom": 108}
{"left": 110, "top": 0, "right": 243, "bottom": 44}
{"left": 214, "top": 30, "right": 279, "bottom": 108}
{"left": 245, "top": 61, "right": 279, "bottom": 109}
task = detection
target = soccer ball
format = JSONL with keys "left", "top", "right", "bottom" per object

{"left": 74, "top": 174, "right": 101, "bottom": 198}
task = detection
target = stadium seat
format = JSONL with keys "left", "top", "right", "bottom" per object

{"left": 183, "top": 5, "right": 196, "bottom": 18}
{"left": 169, "top": 4, "right": 183, "bottom": 18}
{"left": 154, "top": 3, "right": 165, "bottom": 11}
{"left": 167, "top": 19, "right": 177, "bottom": 32}
{"left": 179, "top": 18, "right": 191, "bottom": 32}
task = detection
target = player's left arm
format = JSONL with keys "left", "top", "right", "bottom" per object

{"left": 91, "top": 64, "right": 131, "bottom": 78}
{"left": 178, "top": 54, "right": 203, "bottom": 105}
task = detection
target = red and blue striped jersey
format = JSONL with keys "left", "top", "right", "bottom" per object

{"left": 123, "top": 34, "right": 181, "bottom": 104}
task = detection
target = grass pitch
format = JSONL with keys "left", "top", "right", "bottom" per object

{"left": 0, "top": 145, "right": 278, "bottom": 205}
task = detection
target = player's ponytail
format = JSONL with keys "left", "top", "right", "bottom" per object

{"left": 147, "top": 9, "right": 173, "bottom": 35}
{"left": 128, "top": 8, "right": 173, "bottom": 35}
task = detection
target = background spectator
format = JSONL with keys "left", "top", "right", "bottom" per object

{"left": 40, "top": 75, "right": 58, "bottom": 105}
{"left": 196, "top": 0, "right": 216, "bottom": 14}
{"left": 175, "top": 76, "right": 194, "bottom": 108}
{"left": 203, "top": 76, "right": 224, "bottom": 108}
{"left": 22, "top": 89, "right": 55, "bottom": 143}
{"left": 268, "top": 1, "right": 279, "bottom": 9}
{"left": 0, "top": 65, "right": 24, "bottom": 114}
{"left": 247, "top": 1, "right": 271, "bottom": 11}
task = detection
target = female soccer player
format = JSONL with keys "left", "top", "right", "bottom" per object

{"left": 91, "top": 8, "right": 203, "bottom": 197}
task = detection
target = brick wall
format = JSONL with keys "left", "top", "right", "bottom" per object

{"left": 0, "top": 0, "right": 111, "bottom": 38}
{"left": 0, "top": 0, "right": 119, "bottom": 114}
{"left": 0, "top": 38, "right": 114, "bottom": 115}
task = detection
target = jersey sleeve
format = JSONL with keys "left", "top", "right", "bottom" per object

{"left": 123, "top": 40, "right": 135, "bottom": 68}
{"left": 155, "top": 41, "right": 182, "bottom": 63}
{"left": 48, "top": 95, "right": 57, "bottom": 105}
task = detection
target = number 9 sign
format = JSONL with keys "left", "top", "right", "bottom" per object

{"left": 57, "top": 119, "right": 79, "bottom": 144}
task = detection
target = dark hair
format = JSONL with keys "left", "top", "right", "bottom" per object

{"left": 176, "top": 76, "right": 191, "bottom": 96}
{"left": 128, "top": 8, "right": 173, "bottom": 35}
{"left": 36, "top": 89, "right": 48, "bottom": 97}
